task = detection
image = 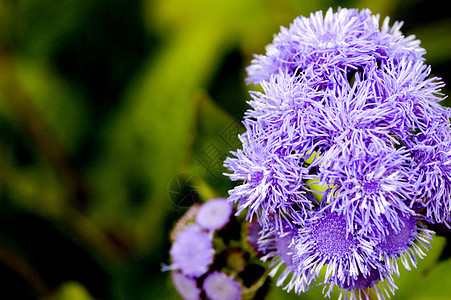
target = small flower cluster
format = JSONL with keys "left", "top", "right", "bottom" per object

{"left": 164, "top": 198, "right": 269, "bottom": 300}
{"left": 225, "top": 8, "right": 450, "bottom": 299}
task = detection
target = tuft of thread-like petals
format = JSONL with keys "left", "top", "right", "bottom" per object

{"left": 225, "top": 7, "right": 449, "bottom": 299}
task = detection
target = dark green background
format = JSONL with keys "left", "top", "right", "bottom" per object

{"left": 0, "top": 0, "right": 450, "bottom": 299}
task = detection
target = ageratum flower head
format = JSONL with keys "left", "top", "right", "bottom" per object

{"left": 319, "top": 140, "right": 414, "bottom": 236}
{"left": 246, "top": 8, "right": 425, "bottom": 86}
{"left": 169, "top": 224, "right": 215, "bottom": 277}
{"left": 257, "top": 221, "right": 303, "bottom": 293}
{"left": 377, "top": 213, "right": 433, "bottom": 276}
{"left": 202, "top": 271, "right": 242, "bottom": 300}
{"left": 225, "top": 7, "right": 450, "bottom": 299}
{"left": 171, "top": 272, "right": 202, "bottom": 300}
{"left": 163, "top": 198, "right": 270, "bottom": 300}
{"left": 196, "top": 198, "right": 234, "bottom": 231}
{"left": 291, "top": 209, "right": 385, "bottom": 295}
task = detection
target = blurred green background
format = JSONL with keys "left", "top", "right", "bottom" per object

{"left": 0, "top": 0, "right": 451, "bottom": 299}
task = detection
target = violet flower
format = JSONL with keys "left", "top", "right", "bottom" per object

{"left": 246, "top": 8, "right": 425, "bottom": 86}
{"left": 291, "top": 210, "right": 382, "bottom": 294}
{"left": 196, "top": 198, "right": 234, "bottom": 231}
{"left": 169, "top": 225, "right": 215, "bottom": 277}
{"left": 164, "top": 198, "right": 269, "bottom": 300}
{"left": 202, "top": 271, "right": 242, "bottom": 300}
{"left": 225, "top": 7, "right": 450, "bottom": 299}
{"left": 171, "top": 272, "right": 202, "bottom": 300}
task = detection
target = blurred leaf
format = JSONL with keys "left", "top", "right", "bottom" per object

{"left": 145, "top": 0, "right": 329, "bottom": 60}
{"left": 393, "top": 236, "right": 451, "bottom": 300}
{"left": 0, "top": 211, "right": 110, "bottom": 299}
{"left": 13, "top": 58, "right": 89, "bottom": 152}
{"left": 88, "top": 15, "right": 239, "bottom": 254}
{"left": 414, "top": 20, "right": 451, "bottom": 65}
{"left": 189, "top": 91, "right": 244, "bottom": 200}
{"left": 46, "top": 281, "right": 95, "bottom": 300}
{"left": 352, "top": 0, "right": 399, "bottom": 17}
{"left": 13, "top": 0, "right": 93, "bottom": 59}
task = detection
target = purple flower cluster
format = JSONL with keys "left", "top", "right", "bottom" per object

{"left": 164, "top": 198, "right": 268, "bottom": 300}
{"left": 225, "top": 8, "right": 449, "bottom": 299}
